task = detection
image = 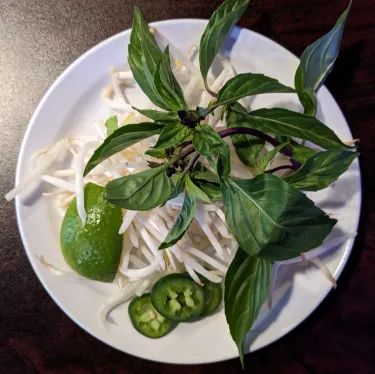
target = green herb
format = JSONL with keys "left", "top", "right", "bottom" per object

{"left": 153, "top": 46, "right": 188, "bottom": 111}
{"left": 284, "top": 139, "right": 318, "bottom": 164}
{"left": 128, "top": 8, "right": 165, "bottom": 108}
{"left": 259, "top": 142, "right": 289, "bottom": 172}
{"left": 295, "top": 1, "right": 351, "bottom": 115}
{"left": 206, "top": 73, "right": 295, "bottom": 114}
{"left": 227, "top": 103, "right": 265, "bottom": 170}
{"left": 84, "top": 123, "right": 163, "bottom": 175}
{"left": 84, "top": 2, "right": 358, "bottom": 365}
{"left": 285, "top": 150, "right": 359, "bottom": 191}
{"left": 154, "top": 122, "right": 192, "bottom": 149}
{"left": 145, "top": 147, "right": 167, "bottom": 159}
{"left": 129, "top": 9, "right": 186, "bottom": 111}
{"left": 185, "top": 174, "right": 212, "bottom": 204}
{"left": 220, "top": 174, "right": 337, "bottom": 261}
{"left": 240, "top": 108, "right": 350, "bottom": 150}
{"left": 105, "top": 116, "right": 118, "bottom": 136}
{"left": 199, "top": 0, "right": 249, "bottom": 95}
{"left": 225, "top": 248, "right": 271, "bottom": 368}
{"left": 105, "top": 163, "right": 173, "bottom": 210}
{"left": 159, "top": 192, "right": 196, "bottom": 249}
{"left": 133, "top": 108, "right": 180, "bottom": 123}
{"left": 168, "top": 171, "right": 187, "bottom": 200}
{"left": 190, "top": 170, "right": 222, "bottom": 199}
{"left": 193, "top": 125, "right": 225, "bottom": 156}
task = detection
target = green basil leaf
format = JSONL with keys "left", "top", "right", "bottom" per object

{"left": 294, "top": 65, "right": 317, "bottom": 116}
{"left": 225, "top": 249, "right": 271, "bottom": 368}
{"left": 295, "top": 2, "right": 351, "bottom": 115}
{"left": 259, "top": 143, "right": 289, "bottom": 172}
{"left": 191, "top": 171, "right": 220, "bottom": 184}
{"left": 199, "top": 0, "right": 249, "bottom": 91}
{"left": 133, "top": 108, "right": 180, "bottom": 123}
{"left": 192, "top": 125, "right": 231, "bottom": 177}
{"left": 154, "top": 46, "right": 188, "bottom": 111}
{"left": 105, "top": 163, "right": 173, "bottom": 210}
{"left": 301, "top": 2, "right": 351, "bottom": 92}
{"left": 128, "top": 8, "right": 166, "bottom": 109}
{"left": 191, "top": 171, "right": 221, "bottom": 200}
{"left": 244, "top": 108, "right": 349, "bottom": 150}
{"left": 209, "top": 73, "right": 295, "bottom": 111}
{"left": 84, "top": 123, "right": 163, "bottom": 176}
{"left": 220, "top": 174, "right": 336, "bottom": 261}
{"left": 276, "top": 136, "right": 319, "bottom": 164}
{"left": 193, "top": 181, "right": 221, "bottom": 200}
{"left": 288, "top": 142, "right": 318, "bottom": 165}
{"left": 145, "top": 147, "right": 167, "bottom": 159}
{"left": 216, "top": 141, "right": 231, "bottom": 178}
{"left": 285, "top": 150, "right": 359, "bottom": 191}
{"left": 168, "top": 171, "right": 187, "bottom": 200}
{"left": 227, "top": 103, "right": 265, "bottom": 170}
{"left": 186, "top": 174, "right": 212, "bottom": 204}
{"left": 159, "top": 192, "right": 197, "bottom": 249}
{"left": 192, "top": 124, "right": 225, "bottom": 157}
{"left": 105, "top": 116, "right": 118, "bottom": 136}
{"left": 154, "top": 122, "right": 192, "bottom": 149}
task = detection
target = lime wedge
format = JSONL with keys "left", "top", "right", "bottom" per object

{"left": 60, "top": 183, "right": 123, "bottom": 282}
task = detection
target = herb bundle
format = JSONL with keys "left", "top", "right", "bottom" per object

{"left": 84, "top": 0, "right": 357, "bottom": 366}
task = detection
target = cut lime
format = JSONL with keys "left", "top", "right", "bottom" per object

{"left": 60, "top": 183, "right": 123, "bottom": 282}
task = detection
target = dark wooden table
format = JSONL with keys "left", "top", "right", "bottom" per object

{"left": 1, "top": 1, "right": 374, "bottom": 373}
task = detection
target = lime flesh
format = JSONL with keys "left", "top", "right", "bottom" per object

{"left": 60, "top": 183, "right": 123, "bottom": 282}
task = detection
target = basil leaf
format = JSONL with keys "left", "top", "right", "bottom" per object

{"left": 154, "top": 122, "right": 192, "bottom": 149}
{"left": 208, "top": 73, "right": 295, "bottom": 112}
{"left": 225, "top": 249, "right": 271, "bottom": 368}
{"left": 220, "top": 174, "right": 336, "bottom": 261}
{"left": 244, "top": 108, "right": 349, "bottom": 150}
{"left": 289, "top": 143, "right": 318, "bottom": 164}
{"left": 145, "top": 147, "right": 167, "bottom": 159}
{"left": 199, "top": 0, "right": 249, "bottom": 91}
{"left": 227, "top": 103, "right": 265, "bottom": 170}
{"left": 191, "top": 171, "right": 221, "bottom": 200}
{"left": 259, "top": 143, "right": 289, "bottom": 172}
{"left": 105, "top": 163, "right": 173, "bottom": 210}
{"left": 84, "top": 123, "right": 163, "bottom": 176}
{"left": 294, "top": 65, "right": 317, "bottom": 116}
{"left": 128, "top": 8, "right": 166, "bottom": 109}
{"left": 192, "top": 125, "right": 231, "bottom": 177}
{"left": 186, "top": 174, "right": 212, "bottom": 204}
{"left": 192, "top": 124, "right": 225, "bottom": 156}
{"left": 285, "top": 150, "right": 359, "bottom": 191}
{"left": 133, "top": 108, "right": 180, "bottom": 123}
{"left": 168, "top": 171, "right": 187, "bottom": 200}
{"left": 216, "top": 141, "right": 231, "bottom": 178}
{"left": 193, "top": 180, "right": 221, "bottom": 200}
{"left": 105, "top": 116, "right": 118, "bottom": 136}
{"left": 159, "top": 192, "right": 196, "bottom": 249}
{"left": 276, "top": 136, "right": 318, "bottom": 164}
{"left": 153, "top": 46, "right": 188, "bottom": 111}
{"left": 295, "top": 2, "right": 351, "bottom": 115}
{"left": 191, "top": 171, "right": 220, "bottom": 184}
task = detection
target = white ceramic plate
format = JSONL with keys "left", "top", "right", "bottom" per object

{"left": 15, "top": 19, "right": 361, "bottom": 364}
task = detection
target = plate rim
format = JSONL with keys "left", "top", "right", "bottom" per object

{"left": 14, "top": 18, "right": 362, "bottom": 364}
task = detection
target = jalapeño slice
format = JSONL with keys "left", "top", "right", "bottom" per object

{"left": 200, "top": 277, "right": 222, "bottom": 316}
{"left": 128, "top": 294, "right": 175, "bottom": 338}
{"left": 151, "top": 273, "right": 205, "bottom": 322}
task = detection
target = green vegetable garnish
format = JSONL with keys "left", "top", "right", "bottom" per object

{"left": 60, "top": 183, "right": 123, "bottom": 282}
{"left": 151, "top": 273, "right": 205, "bottom": 322}
{"left": 129, "top": 294, "right": 176, "bottom": 338}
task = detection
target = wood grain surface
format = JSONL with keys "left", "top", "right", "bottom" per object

{"left": 1, "top": 1, "right": 374, "bottom": 373}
